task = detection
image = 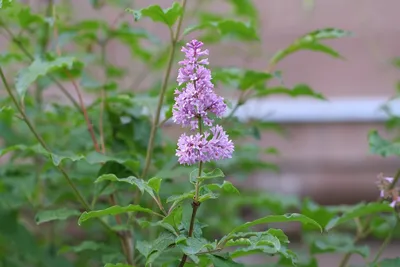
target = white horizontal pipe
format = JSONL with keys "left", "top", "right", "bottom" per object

{"left": 163, "top": 97, "right": 399, "bottom": 124}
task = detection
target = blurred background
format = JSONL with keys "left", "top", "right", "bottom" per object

{"left": 2, "top": 0, "right": 400, "bottom": 266}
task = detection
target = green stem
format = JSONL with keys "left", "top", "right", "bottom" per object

{"left": 178, "top": 118, "right": 203, "bottom": 267}
{"left": 0, "top": 66, "right": 113, "bottom": 233}
{"left": 141, "top": 0, "right": 187, "bottom": 179}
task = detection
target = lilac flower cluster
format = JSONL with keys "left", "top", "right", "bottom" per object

{"left": 377, "top": 175, "right": 400, "bottom": 208}
{"left": 173, "top": 40, "right": 234, "bottom": 165}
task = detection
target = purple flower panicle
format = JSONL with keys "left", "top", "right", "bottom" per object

{"left": 173, "top": 40, "right": 234, "bottom": 165}
{"left": 176, "top": 125, "right": 234, "bottom": 165}
{"left": 173, "top": 40, "right": 227, "bottom": 130}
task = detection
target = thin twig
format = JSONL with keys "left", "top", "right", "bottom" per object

{"left": 141, "top": 0, "right": 187, "bottom": 179}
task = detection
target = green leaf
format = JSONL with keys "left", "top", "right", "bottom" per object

{"left": 208, "top": 255, "right": 244, "bottom": 267}
{"left": 78, "top": 205, "right": 158, "bottom": 225}
{"left": 126, "top": 2, "right": 183, "bottom": 27}
{"left": 309, "top": 233, "right": 369, "bottom": 258}
{"left": 148, "top": 177, "right": 162, "bottom": 193}
{"left": 0, "top": 144, "right": 84, "bottom": 166}
{"left": 104, "top": 264, "right": 134, "bottom": 267}
{"left": 228, "top": 213, "right": 322, "bottom": 236}
{"left": 368, "top": 130, "right": 400, "bottom": 157}
{"left": 255, "top": 84, "right": 325, "bottom": 100}
{"left": 140, "top": 232, "right": 176, "bottom": 266}
{"left": 301, "top": 198, "right": 336, "bottom": 230}
{"left": 239, "top": 70, "right": 273, "bottom": 90}
{"left": 35, "top": 208, "right": 80, "bottom": 224}
{"left": 184, "top": 20, "right": 258, "bottom": 41}
{"left": 198, "top": 168, "right": 225, "bottom": 181}
{"left": 205, "top": 181, "right": 240, "bottom": 194}
{"left": 227, "top": 0, "right": 257, "bottom": 20}
{"left": 371, "top": 258, "right": 400, "bottom": 267}
{"left": 166, "top": 192, "right": 195, "bottom": 204}
{"left": 59, "top": 241, "right": 109, "bottom": 254}
{"left": 0, "top": 0, "right": 13, "bottom": 9}
{"left": 325, "top": 202, "right": 394, "bottom": 230}
{"left": 161, "top": 205, "right": 183, "bottom": 235}
{"left": 95, "top": 174, "right": 155, "bottom": 198}
{"left": 269, "top": 28, "right": 351, "bottom": 65}
{"left": 15, "top": 57, "right": 77, "bottom": 100}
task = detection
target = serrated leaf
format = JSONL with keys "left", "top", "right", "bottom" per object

{"left": 35, "top": 208, "right": 80, "bottom": 224}
{"left": 269, "top": 28, "right": 351, "bottom": 65}
{"left": 126, "top": 2, "right": 182, "bottom": 27}
{"left": 325, "top": 202, "right": 394, "bottom": 230}
{"left": 78, "top": 205, "right": 158, "bottom": 225}
{"left": 228, "top": 213, "right": 322, "bottom": 236}
{"left": 368, "top": 130, "right": 400, "bottom": 157}
{"left": 15, "top": 57, "right": 77, "bottom": 100}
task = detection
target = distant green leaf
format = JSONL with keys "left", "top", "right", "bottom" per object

{"left": 371, "top": 258, "right": 400, "bottom": 267}
{"left": 0, "top": 53, "right": 24, "bottom": 64}
{"left": 239, "top": 70, "right": 273, "bottom": 90}
{"left": 325, "top": 202, "right": 394, "bottom": 230}
{"left": 269, "top": 28, "right": 351, "bottom": 65}
{"left": 126, "top": 2, "right": 182, "bottom": 27}
{"left": 78, "top": 205, "right": 159, "bottom": 225}
{"left": 368, "top": 130, "right": 400, "bottom": 157}
{"left": 255, "top": 84, "right": 325, "bottom": 100}
{"left": 228, "top": 213, "right": 322, "bottom": 236}
{"left": 59, "top": 241, "right": 109, "bottom": 254}
{"left": 0, "top": 0, "right": 13, "bottom": 9}
{"left": 35, "top": 208, "right": 80, "bottom": 224}
{"left": 0, "top": 144, "right": 84, "bottom": 166}
{"left": 15, "top": 57, "right": 77, "bottom": 100}
{"left": 184, "top": 20, "right": 258, "bottom": 41}
{"left": 227, "top": 0, "right": 257, "bottom": 20}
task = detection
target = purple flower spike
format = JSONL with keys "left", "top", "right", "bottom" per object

{"left": 176, "top": 125, "right": 234, "bottom": 165}
{"left": 172, "top": 40, "right": 227, "bottom": 130}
